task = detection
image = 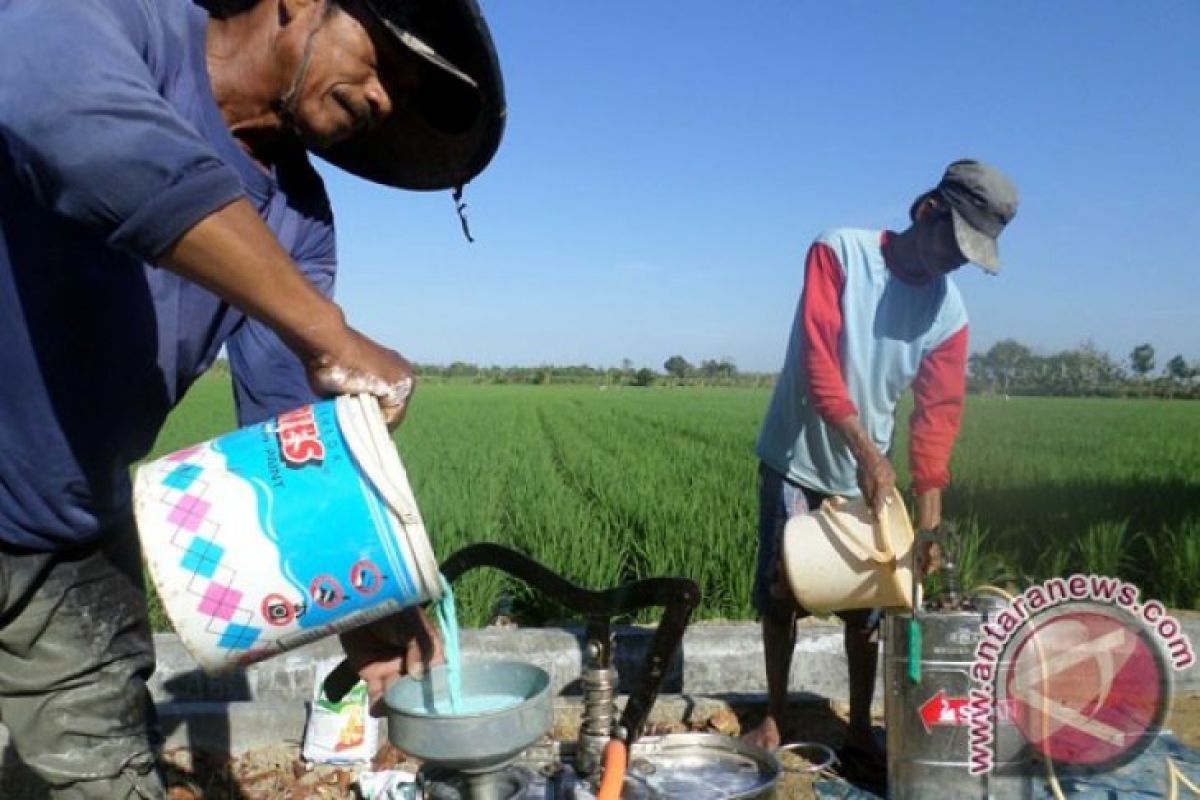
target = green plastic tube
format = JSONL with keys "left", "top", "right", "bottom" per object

{"left": 908, "top": 618, "right": 922, "bottom": 683}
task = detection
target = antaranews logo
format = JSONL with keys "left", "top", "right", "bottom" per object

{"left": 967, "top": 574, "right": 1195, "bottom": 776}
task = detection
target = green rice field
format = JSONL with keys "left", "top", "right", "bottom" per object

{"left": 144, "top": 375, "right": 1200, "bottom": 628}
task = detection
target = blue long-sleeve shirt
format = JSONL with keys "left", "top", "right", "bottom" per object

{"left": 0, "top": 0, "right": 336, "bottom": 550}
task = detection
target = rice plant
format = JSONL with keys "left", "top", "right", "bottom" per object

{"left": 1146, "top": 517, "right": 1200, "bottom": 610}
{"left": 1034, "top": 542, "right": 1075, "bottom": 585}
{"left": 1074, "top": 518, "right": 1136, "bottom": 579}
{"left": 926, "top": 515, "right": 1017, "bottom": 600}
{"left": 140, "top": 376, "right": 1200, "bottom": 633}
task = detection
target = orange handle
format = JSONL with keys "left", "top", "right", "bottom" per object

{"left": 596, "top": 738, "right": 628, "bottom": 800}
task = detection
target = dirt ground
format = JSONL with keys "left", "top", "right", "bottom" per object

{"left": 163, "top": 695, "right": 1200, "bottom": 799}
{"left": 150, "top": 700, "right": 856, "bottom": 800}
{"left": 3, "top": 696, "right": 1198, "bottom": 798}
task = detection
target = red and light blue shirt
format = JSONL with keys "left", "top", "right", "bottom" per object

{"left": 757, "top": 229, "right": 969, "bottom": 497}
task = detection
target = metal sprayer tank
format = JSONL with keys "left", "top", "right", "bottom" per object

{"left": 884, "top": 589, "right": 1034, "bottom": 799}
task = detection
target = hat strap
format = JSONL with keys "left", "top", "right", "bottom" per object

{"left": 452, "top": 185, "right": 474, "bottom": 243}
{"left": 278, "top": 8, "right": 327, "bottom": 123}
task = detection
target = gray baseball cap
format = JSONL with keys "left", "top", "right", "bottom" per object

{"left": 914, "top": 159, "right": 1018, "bottom": 273}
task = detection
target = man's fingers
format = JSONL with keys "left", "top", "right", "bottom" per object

{"left": 313, "top": 368, "right": 413, "bottom": 416}
{"left": 382, "top": 403, "right": 408, "bottom": 429}
{"left": 365, "top": 675, "right": 386, "bottom": 710}
{"left": 378, "top": 375, "right": 414, "bottom": 408}
{"left": 405, "top": 637, "right": 429, "bottom": 679}
{"left": 304, "top": 328, "right": 415, "bottom": 428}
{"left": 339, "top": 607, "right": 450, "bottom": 717}
{"left": 313, "top": 365, "right": 378, "bottom": 396}
{"left": 405, "top": 647, "right": 426, "bottom": 680}
{"left": 404, "top": 623, "right": 444, "bottom": 677}
{"left": 386, "top": 607, "right": 442, "bottom": 680}
{"left": 917, "top": 542, "right": 943, "bottom": 577}
{"left": 377, "top": 376, "right": 414, "bottom": 429}
{"left": 358, "top": 657, "right": 403, "bottom": 716}
{"left": 867, "top": 483, "right": 890, "bottom": 520}
{"left": 926, "top": 542, "right": 943, "bottom": 574}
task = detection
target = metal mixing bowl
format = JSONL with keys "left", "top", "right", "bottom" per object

{"left": 384, "top": 660, "right": 552, "bottom": 774}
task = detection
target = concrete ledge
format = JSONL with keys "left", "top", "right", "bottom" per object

{"left": 4, "top": 618, "right": 1197, "bottom": 758}
{"left": 142, "top": 615, "right": 1200, "bottom": 754}
{"left": 0, "top": 692, "right": 770, "bottom": 765}
{"left": 148, "top": 694, "right": 750, "bottom": 756}
{"left": 148, "top": 621, "right": 855, "bottom": 706}
{"left": 150, "top": 617, "right": 1200, "bottom": 706}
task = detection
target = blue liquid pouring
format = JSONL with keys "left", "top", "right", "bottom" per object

{"left": 432, "top": 574, "right": 463, "bottom": 713}
{"left": 420, "top": 575, "right": 524, "bottom": 717}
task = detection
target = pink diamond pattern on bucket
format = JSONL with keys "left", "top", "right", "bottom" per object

{"left": 143, "top": 450, "right": 264, "bottom": 657}
{"left": 167, "top": 493, "right": 212, "bottom": 532}
{"left": 166, "top": 445, "right": 203, "bottom": 463}
{"left": 198, "top": 583, "right": 243, "bottom": 621}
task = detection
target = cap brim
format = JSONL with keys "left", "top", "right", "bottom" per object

{"left": 951, "top": 208, "right": 1001, "bottom": 273}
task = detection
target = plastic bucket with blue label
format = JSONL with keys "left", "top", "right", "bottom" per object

{"left": 133, "top": 394, "right": 441, "bottom": 674}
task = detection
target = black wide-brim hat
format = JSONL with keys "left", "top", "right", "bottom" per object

{"left": 315, "top": 0, "right": 506, "bottom": 191}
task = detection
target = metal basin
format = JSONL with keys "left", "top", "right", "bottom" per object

{"left": 625, "top": 733, "right": 780, "bottom": 799}
{"left": 385, "top": 660, "right": 552, "bottom": 774}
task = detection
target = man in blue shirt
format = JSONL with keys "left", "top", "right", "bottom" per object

{"left": 0, "top": 0, "right": 504, "bottom": 794}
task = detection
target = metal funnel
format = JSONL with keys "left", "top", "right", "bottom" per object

{"left": 385, "top": 660, "right": 551, "bottom": 774}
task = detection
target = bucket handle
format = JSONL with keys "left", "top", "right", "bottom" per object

{"left": 818, "top": 498, "right": 896, "bottom": 565}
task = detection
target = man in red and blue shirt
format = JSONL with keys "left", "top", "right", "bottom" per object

{"left": 747, "top": 161, "right": 1018, "bottom": 785}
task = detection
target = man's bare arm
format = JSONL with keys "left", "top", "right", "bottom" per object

{"left": 158, "top": 198, "right": 414, "bottom": 425}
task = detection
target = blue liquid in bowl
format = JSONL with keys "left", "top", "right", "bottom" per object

{"left": 408, "top": 692, "right": 524, "bottom": 717}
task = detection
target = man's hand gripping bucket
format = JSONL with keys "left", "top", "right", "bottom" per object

{"left": 133, "top": 394, "right": 442, "bottom": 675}
{"left": 780, "top": 488, "right": 918, "bottom": 613}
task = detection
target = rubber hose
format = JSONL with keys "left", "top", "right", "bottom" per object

{"left": 596, "top": 738, "right": 628, "bottom": 800}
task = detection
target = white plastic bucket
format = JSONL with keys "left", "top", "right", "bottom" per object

{"left": 133, "top": 394, "right": 441, "bottom": 675}
{"left": 781, "top": 489, "right": 918, "bottom": 613}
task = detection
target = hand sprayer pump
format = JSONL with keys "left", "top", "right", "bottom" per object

{"left": 323, "top": 544, "right": 700, "bottom": 800}
{"left": 437, "top": 544, "right": 701, "bottom": 772}
{"left": 578, "top": 629, "right": 619, "bottom": 775}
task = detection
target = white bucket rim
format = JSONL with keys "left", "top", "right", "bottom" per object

{"left": 783, "top": 488, "right": 919, "bottom": 612}
{"left": 335, "top": 394, "right": 443, "bottom": 604}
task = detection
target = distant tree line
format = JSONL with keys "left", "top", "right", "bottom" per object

{"left": 209, "top": 340, "right": 1196, "bottom": 399}
{"left": 968, "top": 339, "right": 1199, "bottom": 399}
{"left": 415, "top": 340, "right": 1198, "bottom": 398}
{"left": 413, "top": 356, "right": 775, "bottom": 388}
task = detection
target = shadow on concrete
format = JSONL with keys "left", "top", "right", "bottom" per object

{"left": 159, "top": 669, "right": 253, "bottom": 800}
{"left": 713, "top": 691, "right": 856, "bottom": 748}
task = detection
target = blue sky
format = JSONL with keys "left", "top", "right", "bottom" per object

{"left": 316, "top": 1, "right": 1200, "bottom": 374}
